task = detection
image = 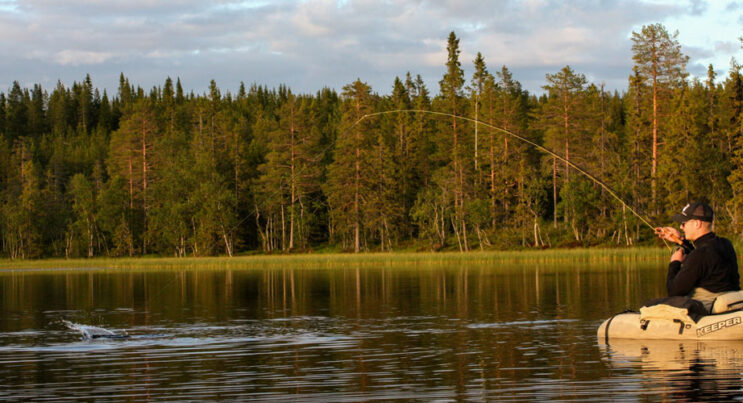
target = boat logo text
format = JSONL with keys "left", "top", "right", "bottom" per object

{"left": 696, "top": 316, "right": 742, "bottom": 337}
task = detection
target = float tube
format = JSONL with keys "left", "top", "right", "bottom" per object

{"left": 599, "top": 291, "right": 743, "bottom": 342}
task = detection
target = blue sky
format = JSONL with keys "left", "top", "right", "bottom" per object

{"left": 0, "top": 0, "right": 741, "bottom": 96}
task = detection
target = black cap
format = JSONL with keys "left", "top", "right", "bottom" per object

{"left": 671, "top": 202, "right": 714, "bottom": 223}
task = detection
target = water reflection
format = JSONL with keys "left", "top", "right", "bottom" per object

{"left": 601, "top": 339, "right": 743, "bottom": 401}
{"left": 2, "top": 259, "right": 733, "bottom": 400}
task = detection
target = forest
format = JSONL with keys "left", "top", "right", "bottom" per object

{"left": 1, "top": 24, "right": 742, "bottom": 258}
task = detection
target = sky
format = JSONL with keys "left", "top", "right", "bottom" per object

{"left": 0, "top": 0, "right": 741, "bottom": 97}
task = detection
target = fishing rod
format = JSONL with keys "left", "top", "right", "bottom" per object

{"left": 360, "top": 110, "right": 657, "bottom": 226}
{"left": 355, "top": 109, "right": 674, "bottom": 250}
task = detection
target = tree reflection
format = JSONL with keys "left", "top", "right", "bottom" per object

{"left": 0, "top": 260, "right": 704, "bottom": 400}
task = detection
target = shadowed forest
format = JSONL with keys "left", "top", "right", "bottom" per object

{"left": 2, "top": 25, "right": 743, "bottom": 258}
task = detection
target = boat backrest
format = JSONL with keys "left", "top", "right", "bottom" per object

{"left": 640, "top": 304, "right": 696, "bottom": 324}
{"left": 711, "top": 290, "right": 743, "bottom": 314}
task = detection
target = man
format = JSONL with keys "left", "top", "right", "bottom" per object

{"left": 655, "top": 202, "right": 740, "bottom": 312}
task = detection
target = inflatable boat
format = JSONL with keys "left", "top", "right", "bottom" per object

{"left": 598, "top": 291, "right": 743, "bottom": 342}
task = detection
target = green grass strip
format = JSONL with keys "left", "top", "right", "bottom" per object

{"left": 0, "top": 247, "right": 670, "bottom": 273}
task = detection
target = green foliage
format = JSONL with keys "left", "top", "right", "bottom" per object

{"left": 1, "top": 27, "right": 741, "bottom": 257}
{"left": 411, "top": 186, "right": 448, "bottom": 250}
{"left": 255, "top": 92, "right": 320, "bottom": 252}
{"left": 324, "top": 79, "right": 379, "bottom": 252}
{"left": 630, "top": 23, "right": 690, "bottom": 212}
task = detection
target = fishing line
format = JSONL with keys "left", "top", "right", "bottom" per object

{"left": 230, "top": 108, "right": 670, "bottom": 249}
{"left": 358, "top": 109, "right": 658, "bottom": 229}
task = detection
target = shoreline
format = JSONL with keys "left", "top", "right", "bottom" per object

{"left": 0, "top": 247, "right": 671, "bottom": 272}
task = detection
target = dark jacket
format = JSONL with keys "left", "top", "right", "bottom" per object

{"left": 667, "top": 232, "right": 740, "bottom": 296}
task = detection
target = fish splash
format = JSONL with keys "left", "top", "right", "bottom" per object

{"left": 61, "top": 320, "right": 129, "bottom": 340}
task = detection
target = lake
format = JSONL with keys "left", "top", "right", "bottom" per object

{"left": 1, "top": 257, "right": 742, "bottom": 401}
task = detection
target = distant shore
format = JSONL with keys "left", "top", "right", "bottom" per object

{"left": 0, "top": 247, "right": 671, "bottom": 272}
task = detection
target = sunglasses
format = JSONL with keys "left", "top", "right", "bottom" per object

{"left": 680, "top": 219, "right": 697, "bottom": 228}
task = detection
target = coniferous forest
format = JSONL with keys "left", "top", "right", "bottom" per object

{"left": 2, "top": 25, "right": 743, "bottom": 258}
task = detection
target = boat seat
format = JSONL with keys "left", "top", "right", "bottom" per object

{"left": 712, "top": 290, "right": 743, "bottom": 314}
{"left": 640, "top": 304, "right": 696, "bottom": 324}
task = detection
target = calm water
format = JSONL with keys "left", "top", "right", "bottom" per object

{"left": 1, "top": 259, "right": 742, "bottom": 401}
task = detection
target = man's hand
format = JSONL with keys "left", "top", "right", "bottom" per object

{"left": 655, "top": 226, "right": 683, "bottom": 244}
{"left": 670, "top": 247, "right": 686, "bottom": 263}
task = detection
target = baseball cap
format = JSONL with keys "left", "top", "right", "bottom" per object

{"left": 671, "top": 202, "right": 714, "bottom": 223}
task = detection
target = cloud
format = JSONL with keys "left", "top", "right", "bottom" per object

{"left": 726, "top": 1, "right": 743, "bottom": 11}
{"left": 0, "top": 0, "right": 737, "bottom": 96}
{"left": 53, "top": 50, "right": 113, "bottom": 66}
{"left": 715, "top": 40, "right": 739, "bottom": 54}
{"left": 688, "top": 0, "right": 707, "bottom": 15}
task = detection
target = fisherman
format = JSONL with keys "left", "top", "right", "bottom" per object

{"left": 654, "top": 202, "right": 741, "bottom": 312}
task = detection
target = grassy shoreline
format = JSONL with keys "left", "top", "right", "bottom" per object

{"left": 0, "top": 247, "right": 670, "bottom": 271}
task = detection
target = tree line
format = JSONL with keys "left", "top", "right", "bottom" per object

{"left": 2, "top": 24, "right": 742, "bottom": 258}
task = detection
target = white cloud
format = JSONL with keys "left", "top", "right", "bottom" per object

{"left": 715, "top": 40, "right": 739, "bottom": 54}
{"left": 0, "top": 0, "right": 19, "bottom": 13}
{"left": 292, "top": 9, "right": 332, "bottom": 36}
{"left": 53, "top": 50, "right": 113, "bottom": 66}
{"left": 0, "top": 0, "right": 740, "bottom": 95}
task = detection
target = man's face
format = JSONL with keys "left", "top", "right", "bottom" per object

{"left": 680, "top": 219, "right": 705, "bottom": 241}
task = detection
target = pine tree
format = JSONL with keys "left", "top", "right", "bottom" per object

{"left": 256, "top": 92, "right": 319, "bottom": 251}
{"left": 631, "top": 23, "right": 689, "bottom": 210}
{"left": 108, "top": 99, "right": 158, "bottom": 255}
{"left": 538, "top": 65, "right": 589, "bottom": 233}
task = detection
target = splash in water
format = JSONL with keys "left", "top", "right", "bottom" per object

{"left": 61, "top": 320, "right": 129, "bottom": 340}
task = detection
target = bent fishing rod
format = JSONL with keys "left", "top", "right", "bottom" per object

{"left": 234, "top": 108, "right": 672, "bottom": 249}
{"left": 352, "top": 109, "right": 674, "bottom": 249}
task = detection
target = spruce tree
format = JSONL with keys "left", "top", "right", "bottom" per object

{"left": 437, "top": 31, "right": 470, "bottom": 251}
{"left": 5, "top": 82, "right": 28, "bottom": 141}
{"left": 324, "top": 79, "right": 376, "bottom": 252}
